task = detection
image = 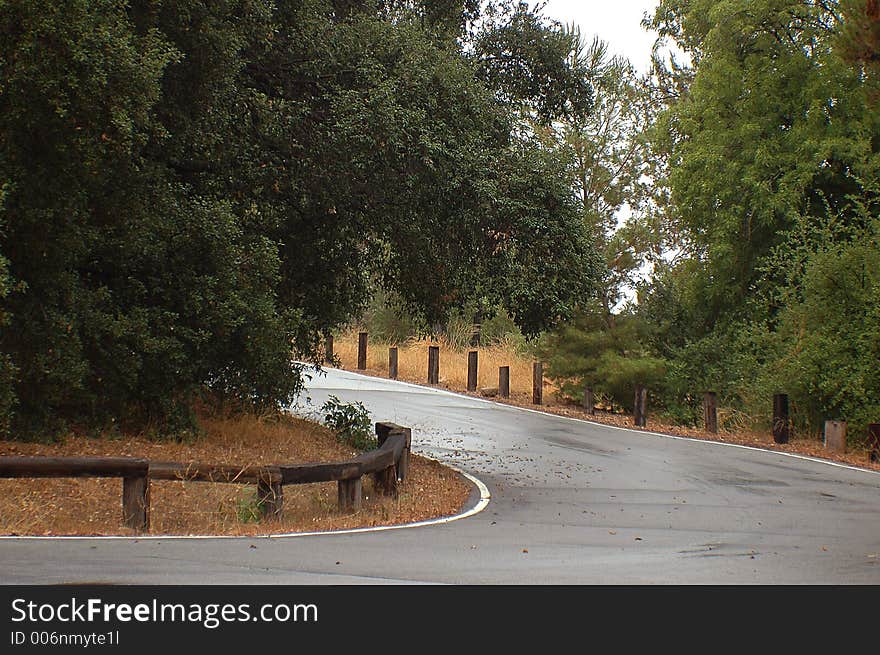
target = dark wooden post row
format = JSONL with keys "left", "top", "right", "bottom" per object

{"left": 427, "top": 345, "right": 440, "bottom": 384}
{"left": 773, "top": 393, "right": 790, "bottom": 444}
{"left": 388, "top": 346, "right": 398, "bottom": 380}
{"left": 583, "top": 385, "right": 594, "bottom": 415}
{"left": 703, "top": 392, "right": 718, "bottom": 434}
{"left": 532, "top": 362, "right": 543, "bottom": 405}
{"left": 324, "top": 334, "right": 334, "bottom": 365}
{"left": 467, "top": 351, "right": 478, "bottom": 392}
{"left": 499, "top": 366, "right": 510, "bottom": 399}
{"left": 633, "top": 385, "right": 647, "bottom": 428}
{"left": 357, "top": 332, "right": 368, "bottom": 370}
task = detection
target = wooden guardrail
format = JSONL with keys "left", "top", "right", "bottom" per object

{"left": 0, "top": 456, "right": 150, "bottom": 531}
{"left": 0, "top": 422, "right": 412, "bottom": 534}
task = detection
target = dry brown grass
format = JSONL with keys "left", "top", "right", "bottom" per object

{"left": 0, "top": 410, "right": 471, "bottom": 536}
{"left": 334, "top": 332, "right": 556, "bottom": 403}
{"left": 333, "top": 331, "right": 880, "bottom": 474}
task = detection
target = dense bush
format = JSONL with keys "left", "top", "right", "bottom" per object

{"left": 0, "top": 1, "right": 599, "bottom": 439}
{"left": 320, "top": 395, "right": 376, "bottom": 451}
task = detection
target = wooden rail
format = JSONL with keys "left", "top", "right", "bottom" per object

{"left": 0, "top": 422, "right": 412, "bottom": 533}
{"left": 0, "top": 456, "right": 150, "bottom": 531}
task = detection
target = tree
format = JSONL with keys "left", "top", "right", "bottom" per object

{"left": 638, "top": 0, "right": 880, "bottom": 433}
{"left": 0, "top": 0, "right": 601, "bottom": 438}
{"left": 537, "top": 33, "right": 668, "bottom": 409}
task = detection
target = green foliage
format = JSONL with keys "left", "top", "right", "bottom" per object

{"left": 539, "top": 33, "right": 662, "bottom": 314}
{"left": 0, "top": 0, "right": 600, "bottom": 439}
{"left": 320, "top": 395, "right": 377, "bottom": 451}
{"left": 647, "top": 0, "right": 874, "bottom": 329}
{"left": 757, "top": 193, "right": 880, "bottom": 438}
{"left": 542, "top": 308, "right": 667, "bottom": 411}
{"left": 636, "top": 0, "right": 880, "bottom": 437}
{"left": 478, "top": 307, "right": 527, "bottom": 350}
{"left": 359, "top": 288, "right": 423, "bottom": 344}
{"left": 236, "top": 488, "right": 265, "bottom": 524}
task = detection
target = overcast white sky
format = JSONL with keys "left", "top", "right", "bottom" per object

{"left": 535, "top": 0, "right": 660, "bottom": 73}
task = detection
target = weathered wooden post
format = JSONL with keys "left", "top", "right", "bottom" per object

{"left": 467, "top": 351, "right": 478, "bottom": 392}
{"left": 375, "top": 422, "right": 412, "bottom": 482}
{"left": 499, "top": 366, "right": 510, "bottom": 399}
{"left": 633, "top": 385, "right": 647, "bottom": 427}
{"left": 824, "top": 420, "right": 846, "bottom": 453}
{"left": 373, "top": 466, "right": 398, "bottom": 498}
{"left": 583, "top": 385, "right": 594, "bottom": 415}
{"left": 703, "top": 392, "right": 718, "bottom": 434}
{"left": 532, "top": 362, "right": 543, "bottom": 405}
{"left": 397, "top": 428, "right": 412, "bottom": 482}
{"left": 337, "top": 477, "right": 362, "bottom": 511}
{"left": 427, "top": 345, "right": 440, "bottom": 384}
{"left": 122, "top": 465, "right": 150, "bottom": 532}
{"left": 257, "top": 468, "right": 283, "bottom": 519}
{"left": 324, "top": 334, "right": 334, "bottom": 365}
{"left": 389, "top": 347, "right": 398, "bottom": 380}
{"left": 773, "top": 393, "right": 790, "bottom": 444}
{"left": 870, "top": 424, "right": 880, "bottom": 462}
{"left": 357, "top": 332, "right": 368, "bottom": 370}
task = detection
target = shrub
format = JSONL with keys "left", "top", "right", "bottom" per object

{"left": 320, "top": 395, "right": 377, "bottom": 451}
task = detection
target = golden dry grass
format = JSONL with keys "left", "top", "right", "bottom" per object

{"left": 0, "top": 410, "right": 471, "bottom": 536}
{"left": 333, "top": 331, "right": 880, "bottom": 473}
{"left": 333, "top": 332, "right": 557, "bottom": 403}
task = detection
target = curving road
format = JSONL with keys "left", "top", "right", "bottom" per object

{"left": 1, "top": 368, "right": 879, "bottom": 584}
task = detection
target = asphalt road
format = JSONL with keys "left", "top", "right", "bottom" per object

{"left": 1, "top": 367, "right": 878, "bottom": 584}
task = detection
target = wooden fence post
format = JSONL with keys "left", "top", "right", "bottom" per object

{"left": 773, "top": 393, "right": 790, "bottom": 444}
{"left": 357, "top": 332, "right": 368, "bottom": 370}
{"left": 532, "top": 362, "right": 543, "bottom": 405}
{"left": 338, "top": 478, "right": 362, "bottom": 511}
{"left": 257, "top": 471, "right": 283, "bottom": 519}
{"left": 324, "top": 334, "right": 334, "bottom": 365}
{"left": 633, "top": 385, "right": 647, "bottom": 427}
{"left": 427, "top": 345, "right": 439, "bottom": 384}
{"left": 824, "top": 420, "right": 846, "bottom": 453}
{"left": 467, "top": 351, "right": 478, "bottom": 392}
{"left": 373, "top": 466, "right": 398, "bottom": 499}
{"left": 376, "top": 423, "right": 412, "bottom": 482}
{"left": 122, "top": 471, "right": 149, "bottom": 532}
{"left": 583, "top": 385, "right": 594, "bottom": 415}
{"left": 397, "top": 427, "right": 412, "bottom": 482}
{"left": 388, "top": 347, "right": 398, "bottom": 380}
{"left": 870, "top": 424, "right": 880, "bottom": 462}
{"left": 703, "top": 392, "right": 718, "bottom": 434}
{"left": 499, "top": 366, "right": 510, "bottom": 399}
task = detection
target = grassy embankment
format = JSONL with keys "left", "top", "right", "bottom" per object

{"left": 0, "top": 407, "right": 470, "bottom": 536}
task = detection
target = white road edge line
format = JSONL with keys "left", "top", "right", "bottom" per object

{"left": 313, "top": 366, "right": 880, "bottom": 477}
{"left": 0, "top": 460, "right": 491, "bottom": 542}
